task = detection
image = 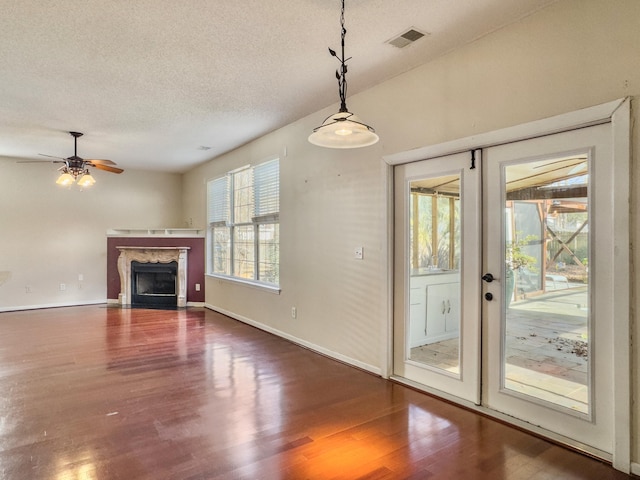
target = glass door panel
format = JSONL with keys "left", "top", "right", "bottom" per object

{"left": 408, "top": 174, "right": 461, "bottom": 374}
{"left": 503, "top": 155, "right": 589, "bottom": 413}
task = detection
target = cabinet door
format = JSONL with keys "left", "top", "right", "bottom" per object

{"left": 445, "top": 285, "right": 460, "bottom": 333}
{"left": 409, "top": 285, "right": 427, "bottom": 348}
{"left": 425, "top": 284, "right": 446, "bottom": 338}
{"left": 426, "top": 282, "right": 459, "bottom": 341}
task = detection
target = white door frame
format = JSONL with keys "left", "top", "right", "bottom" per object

{"left": 383, "top": 98, "right": 630, "bottom": 472}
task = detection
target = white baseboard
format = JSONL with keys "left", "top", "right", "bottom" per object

{"left": 204, "top": 303, "right": 382, "bottom": 376}
{"left": 107, "top": 299, "right": 204, "bottom": 308}
{"left": 0, "top": 299, "right": 107, "bottom": 313}
{"left": 631, "top": 462, "right": 640, "bottom": 476}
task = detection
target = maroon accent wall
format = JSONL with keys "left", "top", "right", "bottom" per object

{"left": 107, "top": 237, "right": 205, "bottom": 303}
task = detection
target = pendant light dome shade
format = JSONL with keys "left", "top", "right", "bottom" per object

{"left": 308, "top": 111, "right": 379, "bottom": 149}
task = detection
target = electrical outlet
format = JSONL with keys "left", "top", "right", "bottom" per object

{"left": 195, "top": 283, "right": 201, "bottom": 291}
{"left": 354, "top": 247, "right": 364, "bottom": 259}
{"left": 78, "top": 274, "right": 83, "bottom": 281}
{"left": 59, "top": 283, "right": 66, "bottom": 291}
{"left": 291, "top": 307, "right": 297, "bottom": 319}
{"left": 25, "top": 285, "right": 31, "bottom": 293}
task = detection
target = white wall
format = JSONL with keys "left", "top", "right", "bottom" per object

{"left": 0, "top": 159, "right": 183, "bottom": 311}
{"left": 183, "top": 123, "right": 390, "bottom": 373}
{"left": 182, "top": 0, "right": 640, "bottom": 464}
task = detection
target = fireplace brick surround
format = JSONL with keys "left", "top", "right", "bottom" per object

{"left": 107, "top": 230, "right": 205, "bottom": 305}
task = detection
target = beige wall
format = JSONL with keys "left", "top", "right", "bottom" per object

{"left": 182, "top": 0, "right": 640, "bottom": 465}
{"left": 0, "top": 160, "right": 183, "bottom": 310}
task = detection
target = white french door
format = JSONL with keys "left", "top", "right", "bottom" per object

{"left": 482, "top": 123, "right": 613, "bottom": 454}
{"left": 393, "top": 152, "right": 481, "bottom": 404}
{"left": 392, "top": 109, "right": 629, "bottom": 462}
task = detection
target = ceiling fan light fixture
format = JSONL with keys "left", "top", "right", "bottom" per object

{"left": 309, "top": 0, "right": 379, "bottom": 149}
{"left": 23, "top": 131, "right": 123, "bottom": 188}
{"left": 56, "top": 170, "right": 75, "bottom": 186}
{"left": 77, "top": 170, "right": 96, "bottom": 187}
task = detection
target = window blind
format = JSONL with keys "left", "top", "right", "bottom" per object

{"left": 207, "top": 176, "right": 230, "bottom": 225}
{"left": 252, "top": 159, "right": 279, "bottom": 219}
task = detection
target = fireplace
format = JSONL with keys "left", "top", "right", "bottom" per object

{"left": 131, "top": 261, "right": 178, "bottom": 306}
{"left": 116, "top": 246, "right": 190, "bottom": 307}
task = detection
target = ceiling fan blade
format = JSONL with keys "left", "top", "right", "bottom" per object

{"left": 38, "top": 153, "right": 68, "bottom": 161}
{"left": 35, "top": 132, "right": 124, "bottom": 177}
{"left": 17, "top": 159, "right": 65, "bottom": 164}
{"left": 93, "top": 164, "right": 124, "bottom": 174}
{"left": 86, "top": 159, "right": 117, "bottom": 166}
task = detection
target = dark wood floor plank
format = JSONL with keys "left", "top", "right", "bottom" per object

{"left": 0, "top": 305, "right": 634, "bottom": 479}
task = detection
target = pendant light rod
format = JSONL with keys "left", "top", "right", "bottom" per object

{"left": 329, "top": 0, "right": 351, "bottom": 113}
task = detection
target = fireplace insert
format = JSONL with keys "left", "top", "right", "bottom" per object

{"left": 131, "top": 261, "right": 178, "bottom": 307}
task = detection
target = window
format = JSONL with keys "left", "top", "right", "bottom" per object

{"left": 409, "top": 187, "right": 460, "bottom": 272}
{"left": 207, "top": 159, "right": 279, "bottom": 286}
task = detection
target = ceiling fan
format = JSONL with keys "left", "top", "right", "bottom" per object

{"left": 19, "top": 131, "right": 123, "bottom": 186}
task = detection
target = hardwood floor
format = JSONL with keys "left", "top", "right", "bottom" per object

{"left": 0, "top": 305, "right": 633, "bottom": 479}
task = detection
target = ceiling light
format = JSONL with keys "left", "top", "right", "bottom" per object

{"left": 56, "top": 169, "right": 76, "bottom": 186}
{"left": 77, "top": 170, "right": 96, "bottom": 187}
{"left": 44, "top": 131, "right": 123, "bottom": 188}
{"left": 56, "top": 166, "right": 96, "bottom": 187}
{"left": 308, "top": 0, "right": 379, "bottom": 149}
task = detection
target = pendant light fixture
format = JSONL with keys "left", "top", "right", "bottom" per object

{"left": 308, "top": 0, "right": 379, "bottom": 149}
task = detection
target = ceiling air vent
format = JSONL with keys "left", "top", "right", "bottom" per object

{"left": 387, "top": 28, "right": 427, "bottom": 49}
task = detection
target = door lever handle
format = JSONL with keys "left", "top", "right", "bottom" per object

{"left": 482, "top": 273, "right": 494, "bottom": 283}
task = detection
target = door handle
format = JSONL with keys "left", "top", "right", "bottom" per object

{"left": 482, "top": 273, "right": 494, "bottom": 283}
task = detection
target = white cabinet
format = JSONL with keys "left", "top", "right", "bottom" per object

{"left": 425, "top": 283, "right": 459, "bottom": 340}
{"left": 409, "top": 284, "right": 427, "bottom": 348}
{"left": 409, "top": 273, "right": 460, "bottom": 348}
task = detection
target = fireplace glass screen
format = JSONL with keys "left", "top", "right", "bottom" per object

{"left": 131, "top": 261, "right": 178, "bottom": 306}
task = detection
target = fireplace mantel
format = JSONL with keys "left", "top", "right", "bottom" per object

{"left": 117, "top": 246, "right": 190, "bottom": 307}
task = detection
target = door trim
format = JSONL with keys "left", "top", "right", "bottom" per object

{"left": 384, "top": 98, "right": 630, "bottom": 472}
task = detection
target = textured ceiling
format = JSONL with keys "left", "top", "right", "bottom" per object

{"left": 0, "top": 0, "right": 556, "bottom": 173}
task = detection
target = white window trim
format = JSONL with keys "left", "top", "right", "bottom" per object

{"left": 206, "top": 157, "right": 280, "bottom": 288}
{"left": 206, "top": 272, "right": 281, "bottom": 294}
